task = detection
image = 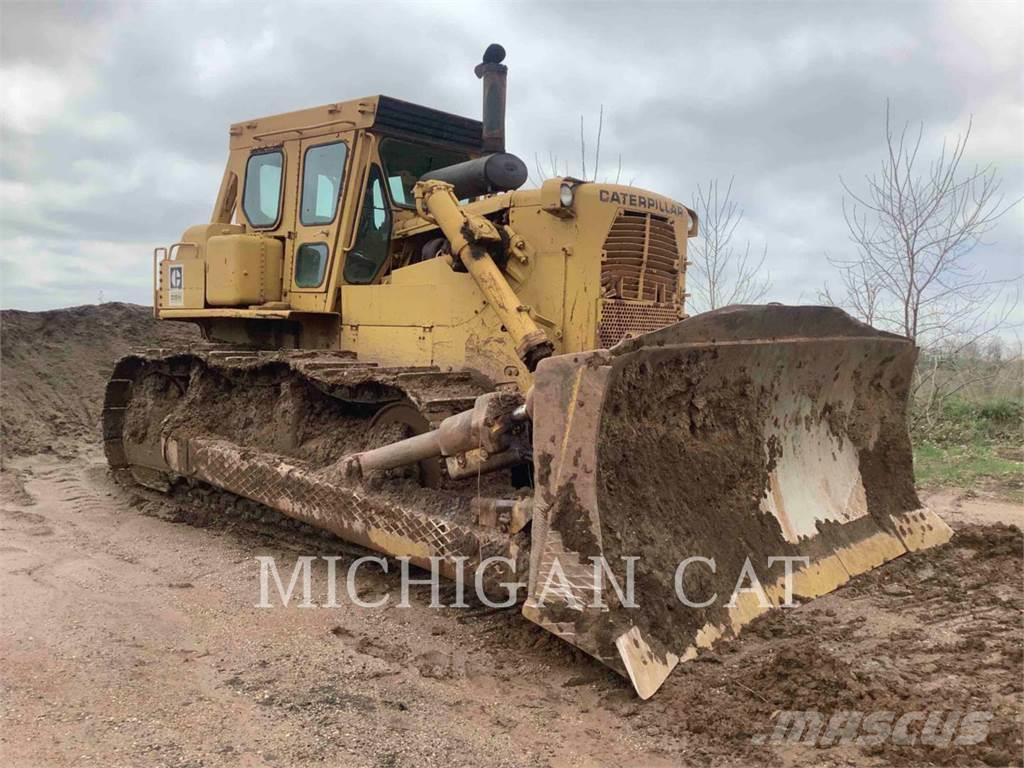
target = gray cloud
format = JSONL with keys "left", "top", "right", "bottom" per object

{"left": 1, "top": 0, "right": 1020, "bottom": 320}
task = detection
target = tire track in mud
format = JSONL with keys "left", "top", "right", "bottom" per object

{"left": 115, "top": 459, "right": 607, "bottom": 674}
{"left": 2, "top": 449, "right": 1022, "bottom": 767}
{"left": 2, "top": 456, "right": 193, "bottom": 592}
{"left": 0, "top": 459, "right": 291, "bottom": 767}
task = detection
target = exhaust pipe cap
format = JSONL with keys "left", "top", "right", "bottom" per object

{"left": 480, "top": 43, "right": 506, "bottom": 67}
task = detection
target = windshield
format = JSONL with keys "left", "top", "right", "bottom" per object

{"left": 379, "top": 138, "right": 470, "bottom": 207}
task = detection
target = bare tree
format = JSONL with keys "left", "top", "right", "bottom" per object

{"left": 826, "top": 101, "right": 1019, "bottom": 348}
{"left": 530, "top": 106, "right": 625, "bottom": 185}
{"left": 823, "top": 101, "right": 1021, "bottom": 421}
{"left": 820, "top": 258, "right": 882, "bottom": 326}
{"left": 687, "top": 177, "right": 770, "bottom": 312}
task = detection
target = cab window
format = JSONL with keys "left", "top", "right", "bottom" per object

{"left": 300, "top": 142, "right": 348, "bottom": 225}
{"left": 242, "top": 150, "right": 283, "bottom": 228}
{"left": 379, "top": 138, "right": 468, "bottom": 207}
{"left": 344, "top": 166, "right": 392, "bottom": 284}
{"left": 295, "top": 242, "right": 329, "bottom": 288}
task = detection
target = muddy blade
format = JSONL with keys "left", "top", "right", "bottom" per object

{"left": 523, "top": 306, "right": 952, "bottom": 699}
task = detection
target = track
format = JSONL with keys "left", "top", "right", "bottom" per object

{"left": 102, "top": 344, "right": 496, "bottom": 476}
{"left": 100, "top": 345, "right": 531, "bottom": 583}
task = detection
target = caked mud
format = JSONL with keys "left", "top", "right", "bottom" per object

{"left": 595, "top": 346, "right": 798, "bottom": 652}
{"left": 528, "top": 306, "right": 941, "bottom": 681}
{"left": 636, "top": 523, "right": 1024, "bottom": 766}
{"left": 110, "top": 349, "right": 529, "bottom": 582}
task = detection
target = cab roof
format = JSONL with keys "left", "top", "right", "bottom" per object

{"left": 228, "top": 95, "right": 482, "bottom": 154}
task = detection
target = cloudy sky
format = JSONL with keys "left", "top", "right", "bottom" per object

{"left": 1, "top": 0, "right": 1021, "bottom": 326}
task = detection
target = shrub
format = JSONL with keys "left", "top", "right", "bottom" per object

{"left": 912, "top": 397, "right": 1023, "bottom": 446}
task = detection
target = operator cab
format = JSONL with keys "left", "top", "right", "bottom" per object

{"left": 155, "top": 45, "right": 529, "bottom": 341}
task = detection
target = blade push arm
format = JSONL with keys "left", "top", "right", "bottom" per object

{"left": 414, "top": 179, "right": 553, "bottom": 371}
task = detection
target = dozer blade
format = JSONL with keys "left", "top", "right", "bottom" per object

{"left": 523, "top": 305, "right": 952, "bottom": 699}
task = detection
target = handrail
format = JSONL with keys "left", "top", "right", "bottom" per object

{"left": 252, "top": 118, "right": 356, "bottom": 141}
{"left": 167, "top": 242, "right": 199, "bottom": 261}
{"left": 152, "top": 247, "right": 166, "bottom": 318}
{"left": 153, "top": 242, "right": 199, "bottom": 317}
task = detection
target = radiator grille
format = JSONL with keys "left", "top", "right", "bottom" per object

{"left": 601, "top": 211, "right": 681, "bottom": 303}
{"left": 598, "top": 300, "right": 680, "bottom": 349}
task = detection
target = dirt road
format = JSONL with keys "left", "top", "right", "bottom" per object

{"left": 1, "top": 448, "right": 1021, "bottom": 767}
{"left": 1, "top": 305, "right": 1022, "bottom": 766}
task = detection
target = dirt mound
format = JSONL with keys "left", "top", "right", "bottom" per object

{"left": 748, "top": 642, "right": 904, "bottom": 711}
{"left": 0, "top": 303, "right": 198, "bottom": 460}
{"left": 954, "top": 522, "right": 1024, "bottom": 558}
{"left": 629, "top": 521, "right": 1023, "bottom": 766}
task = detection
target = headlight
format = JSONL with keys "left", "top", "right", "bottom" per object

{"left": 559, "top": 182, "right": 574, "bottom": 207}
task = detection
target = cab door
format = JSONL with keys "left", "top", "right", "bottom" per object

{"left": 342, "top": 162, "right": 393, "bottom": 285}
{"left": 288, "top": 135, "right": 354, "bottom": 310}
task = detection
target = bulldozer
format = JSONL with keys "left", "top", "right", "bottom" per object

{"left": 103, "top": 44, "right": 952, "bottom": 698}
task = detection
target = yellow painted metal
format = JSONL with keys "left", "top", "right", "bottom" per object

{"left": 158, "top": 255, "right": 204, "bottom": 310}
{"left": 159, "top": 308, "right": 329, "bottom": 320}
{"left": 414, "top": 179, "right": 553, "bottom": 368}
{"left": 340, "top": 257, "right": 530, "bottom": 383}
{"left": 180, "top": 224, "right": 245, "bottom": 258}
{"left": 288, "top": 133, "right": 359, "bottom": 305}
{"left": 205, "top": 235, "right": 283, "bottom": 306}
{"left": 227, "top": 97, "right": 378, "bottom": 152}
{"left": 152, "top": 92, "right": 695, "bottom": 384}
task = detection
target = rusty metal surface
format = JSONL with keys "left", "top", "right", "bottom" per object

{"left": 597, "top": 299, "right": 680, "bottom": 349}
{"left": 167, "top": 435, "right": 517, "bottom": 579}
{"left": 595, "top": 209, "right": 684, "bottom": 349}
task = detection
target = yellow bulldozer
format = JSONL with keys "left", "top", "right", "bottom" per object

{"left": 104, "top": 44, "right": 951, "bottom": 698}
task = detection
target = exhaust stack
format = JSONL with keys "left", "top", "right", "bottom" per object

{"left": 476, "top": 43, "right": 507, "bottom": 153}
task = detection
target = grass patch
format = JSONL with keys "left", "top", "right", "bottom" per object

{"left": 914, "top": 442, "right": 1023, "bottom": 499}
{"left": 911, "top": 397, "right": 1023, "bottom": 501}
